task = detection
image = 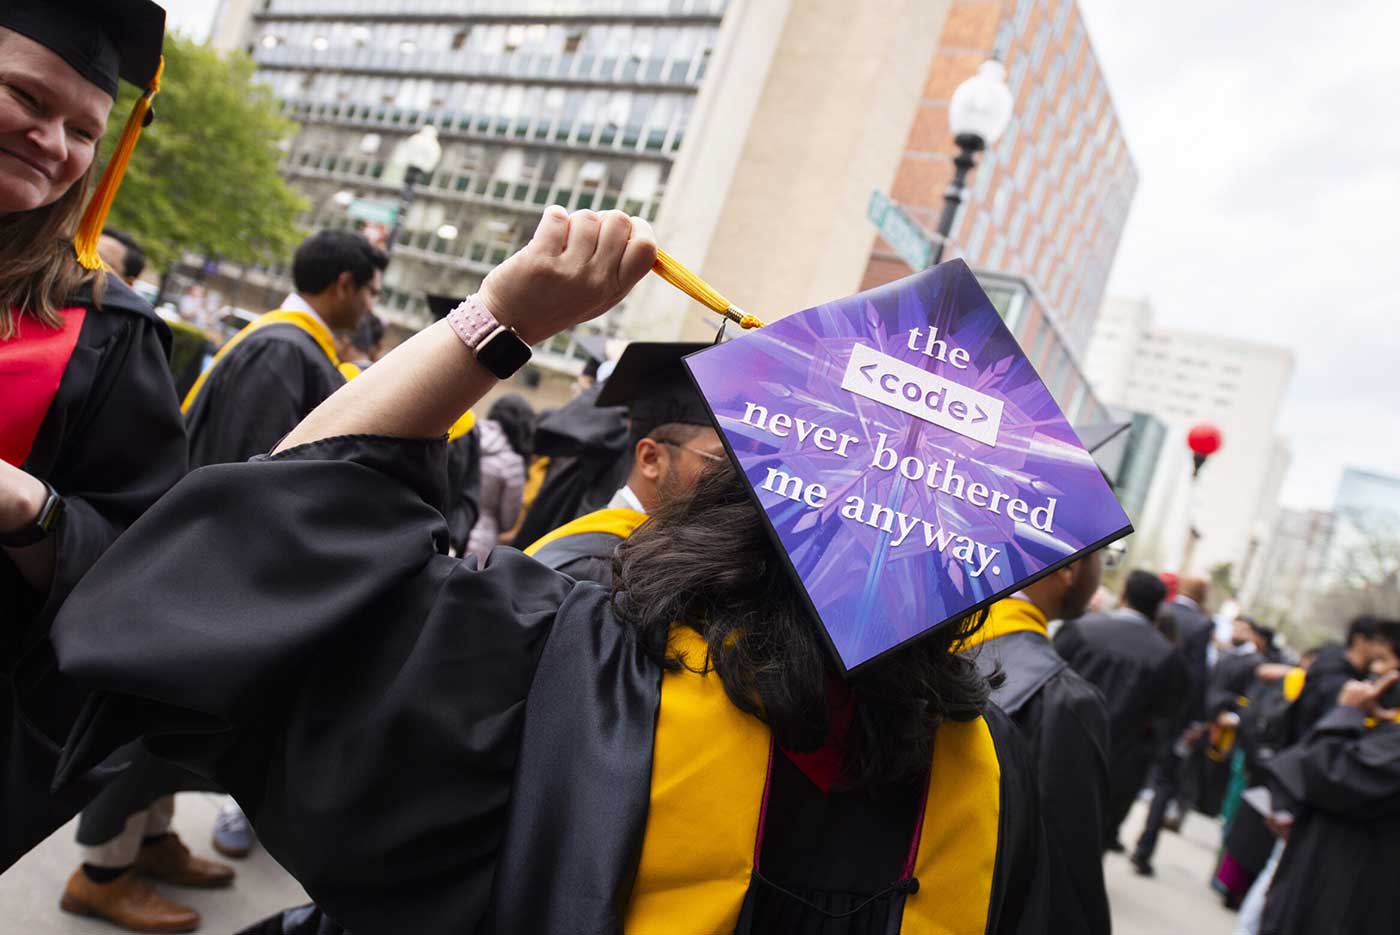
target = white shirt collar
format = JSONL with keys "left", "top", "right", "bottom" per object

{"left": 607, "top": 485, "right": 647, "bottom": 515}
{"left": 280, "top": 292, "right": 330, "bottom": 332}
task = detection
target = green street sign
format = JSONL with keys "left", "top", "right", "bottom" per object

{"left": 347, "top": 198, "right": 399, "bottom": 225}
{"left": 867, "top": 189, "right": 935, "bottom": 271}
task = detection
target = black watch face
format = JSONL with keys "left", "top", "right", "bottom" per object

{"left": 477, "top": 329, "right": 533, "bottom": 378}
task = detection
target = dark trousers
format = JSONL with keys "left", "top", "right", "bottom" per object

{"left": 1133, "top": 745, "right": 1185, "bottom": 862}
{"left": 1105, "top": 741, "right": 1155, "bottom": 850}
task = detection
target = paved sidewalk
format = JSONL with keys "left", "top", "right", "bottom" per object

{"left": 1, "top": 793, "right": 305, "bottom": 934}
{"left": 4, "top": 794, "right": 1242, "bottom": 933}
{"left": 1108, "top": 801, "right": 1242, "bottom": 935}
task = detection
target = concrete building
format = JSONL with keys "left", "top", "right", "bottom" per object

{"left": 861, "top": 0, "right": 1138, "bottom": 360}
{"left": 1239, "top": 507, "right": 1334, "bottom": 629}
{"left": 1322, "top": 468, "right": 1400, "bottom": 588}
{"left": 1084, "top": 296, "right": 1294, "bottom": 577}
{"left": 205, "top": 0, "right": 956, "bottom": 386}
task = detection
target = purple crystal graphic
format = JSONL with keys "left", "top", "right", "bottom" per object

{"left": 685, "top": 259, "right": 1132, "bottom": 673}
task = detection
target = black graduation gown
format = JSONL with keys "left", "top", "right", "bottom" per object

{"left": 2, "top": 275, "right": 187, "bottom": 869}
{"left": 445, "top": 428, "right": 482, "bottom": 555}
{"left": 1159, "top": 598, "right": 1214, "bottom": 724}
{"left": 1260, "top": 707, "right": 1400, "bottom": 935}
{"left": 1054, "top": 611, "right": 1189, "bottom": 843}
{"left": 1283, "top": 644, "right": 1363, "bottom": 746}
{"left": 49, "top": 434, "right": 1049, "bottom": 935}
{"left": 513, "top": 384, "right": 629, "bottom": 546}
{"left": 972, "top": 629, "right": 1112, "bottom": 935}
{"left": 184, "top": 323, "right": 345, "bottom": 468}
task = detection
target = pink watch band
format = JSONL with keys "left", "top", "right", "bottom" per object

{"left": 446, "top": 294, "right": 500, "bottom": 351}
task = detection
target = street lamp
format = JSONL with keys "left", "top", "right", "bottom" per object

{"left": 931, "top": 59, "right": 1014, "bottom": 264}
{"left": 385, "top": 126, "right": 443, "bottom": 254}
{"left": 1180, "top": 423, "right": 1224, "bottom": 573}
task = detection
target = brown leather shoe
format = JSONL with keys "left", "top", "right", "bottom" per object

{"left": 134, "top": 834, "right": 236, "bottom": 888}
{"left": 60, "top": 868, "right": 200, "bottom": 933}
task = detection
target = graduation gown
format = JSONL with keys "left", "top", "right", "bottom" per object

{"left": 966, "top": 601, "right": 1112, "bottom": 935}
{"left": 1260, "top": 707, "right": 1400, "bottom": 935}
{"left": 2, "top": 275, "right": 187, "bottom": 868}
{"left": 49, "top": 434, "right": 1048, "bottom": 935}
{"left": 184, "top": 315, "right": 345, "bottom": 468}
{"left": 513, "top": 383, "right": 630, "bottom": 547}
{"left": 1054, "top": 610, "right": 1189, "bottom": 843}
{"left": 523, "top": 505, "right": 648, "bottom": 586}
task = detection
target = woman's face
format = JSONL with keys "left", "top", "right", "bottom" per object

{"left": 0, "top": 29, "right": 112, "bottom": 216}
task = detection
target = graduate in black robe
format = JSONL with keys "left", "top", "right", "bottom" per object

{"left": 1260, "top": 671, "right": 1400, "bottom": 935}
{"left": 963, "top": 561, "right": 1112, "bottom": 935}
{"left": 1055, "top": 569, "right": 1188, "bottom": 850}
{"left": 524, "top": 341, "right": 718, "bottom": 586}
{"left": 49, "top": 207, "right": 1051, "bottom": 934}
{"left": 0, "top": 0, "right": 187, "bottom": 870}
{"left": 183, "top": 230, "right": 388, "bottom": 468}
{"left": 512, "top": 380, "right": 631, "bottom": 547}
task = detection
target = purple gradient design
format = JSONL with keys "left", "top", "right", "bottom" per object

{"left": 685, "top": 260, "right": 1132, "bottom": 673}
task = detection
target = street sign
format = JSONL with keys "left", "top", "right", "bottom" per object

{"left": 867, "top": 189, "right": 936, "bottom": 271}
{"left": 347, "top": 198, "right": 399, "bottom": 226}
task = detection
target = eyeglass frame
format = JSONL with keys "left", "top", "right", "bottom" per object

{"left": 656, "top": 438, "right": 727, "bottom": 463}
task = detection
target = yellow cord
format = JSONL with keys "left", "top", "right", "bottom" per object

{"left": 652, "top": 248, "right": 764, "bottom": 329}
{"left": 75, "top": 57, "right": 165, "bottom": 271}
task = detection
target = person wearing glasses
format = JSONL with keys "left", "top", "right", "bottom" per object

{"left": 524, "top": 342, "right": 726, "bottom": 587}
{"left": 960, "top": 548, "right": 1115, "bottom": 935}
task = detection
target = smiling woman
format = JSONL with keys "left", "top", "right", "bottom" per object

{"left": 0, "top": 0, "right": 192, "bottom": 905}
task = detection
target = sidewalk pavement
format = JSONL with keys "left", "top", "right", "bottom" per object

{"left": 3, "top": 793, "right": 1242, "bottom": 934}
{"left": 1, "top": 793, "right": 305, "bottom": 934}
{"left": 1109, "top": 800, "right": 1242, "bottom": 935}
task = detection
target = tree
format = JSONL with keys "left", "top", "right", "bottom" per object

{"left": 98, "top": 36, "right": 306, "bottom": 271}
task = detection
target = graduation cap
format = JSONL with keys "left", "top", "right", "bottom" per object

{"left": 0, "top": 0, "right": 167, "bottom": 272}
{"left": 595, "top": 341, "right": 712, "bottom": 438}
{"left": 682, "top": 260, "right": 1133, "bottom": 674}
{"left": 573, "top": 332, "right": 609, "bottom": 379}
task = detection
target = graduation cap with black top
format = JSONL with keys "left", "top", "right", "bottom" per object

{"left": 0, "top": 0, "right": 167, "bottom": 270}
{"left": 681, "top": 260, "right": 1134, "bottom": 674}
{"left": 595, "top": 341, "right": 712, "bottom": 440}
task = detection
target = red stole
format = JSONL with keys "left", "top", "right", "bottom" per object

{"left": 1, "top": 307, "right": 86, "bottom": 467}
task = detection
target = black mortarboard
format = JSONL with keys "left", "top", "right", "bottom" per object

{"left": 595, "top": 342, "right": 712, "bottom": 437}
{"left": 574, "top": 332, "right": 608, "bottom": 378}
{"left": 426, "top": 294, "right": 463, "bottom": 321}
{"left": 0, "top": 1, "right": 167, "bottom": 271}
{"left": 1, "top": 0, "right": 165, "bottom": 99}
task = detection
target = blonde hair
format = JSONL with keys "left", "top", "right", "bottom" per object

{"left": 0, "top": 161, "right": 103, "bottom": 339}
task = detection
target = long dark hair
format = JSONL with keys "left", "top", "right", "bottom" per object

{"left": 488, "top": 394, "right": 536, "bottom": 458}
{"left": 614, "top": 462, "right": 991, "bottom": 790}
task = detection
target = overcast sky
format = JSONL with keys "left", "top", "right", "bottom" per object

{"left": 167, "top": 0, "right": 218, "bottom": 41}
{"left": 1077, "top": 0, "right": 1400, "bottom": 509}
{"left": 164, "top": 0, "right": 1397, "bottom": 509}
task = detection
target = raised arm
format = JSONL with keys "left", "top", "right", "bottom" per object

{"left": 278, "top": 207, "right": 656, "bottom": 452}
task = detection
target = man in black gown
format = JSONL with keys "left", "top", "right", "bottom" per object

{"left": 524, "top": 342, "right": 721, "bottom": 586}
{"left": 963, "top": 552, "right": 1113, "bottom": 934}
{"left": 183, "top": 230, "right": 387, "bottom": 468}
{"left": 1055, "top": 569, "right": 1188, "bottom": 851}
{"left": 1261, "top": 668, "right": 1400, "bottom": 935}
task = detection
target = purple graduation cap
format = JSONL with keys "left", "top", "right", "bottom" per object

{"left": 684, "top": 259, "right": 1132, "bottom": 674}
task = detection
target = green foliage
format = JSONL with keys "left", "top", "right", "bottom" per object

{"left": 98, "top": 36, "right": 307, "bottom": 270}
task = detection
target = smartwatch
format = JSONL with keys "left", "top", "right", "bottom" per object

{"left": 446, "top": 294, "right": 533, "bottom": 380}
{"left": 0, "top": 479, "right": 64, "bottom": 548}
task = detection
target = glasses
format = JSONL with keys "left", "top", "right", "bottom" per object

{"left": 657, "top": 439, "right": 727, "bottom": 463}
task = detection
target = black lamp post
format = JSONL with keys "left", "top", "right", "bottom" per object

{"left": 384, "top": 126, "right": 442, "bottom": 256}
{"left": 930, "top": 60, "right": 1014, "bottom": 265}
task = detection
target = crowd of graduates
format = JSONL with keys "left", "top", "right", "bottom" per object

{"left": 4, "top": 2, "right": 1400, "bottom": 935}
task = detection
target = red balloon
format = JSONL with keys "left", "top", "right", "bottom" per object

{"left": 1188, "top": 423, "right": 1223, "bottom": 457}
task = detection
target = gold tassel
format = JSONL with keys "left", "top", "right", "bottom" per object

{"left": 74, "top": 57, "right": 165, "bottom": 271}
{"left": 652, "top": 248, "right": 765, "bottom": 329}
